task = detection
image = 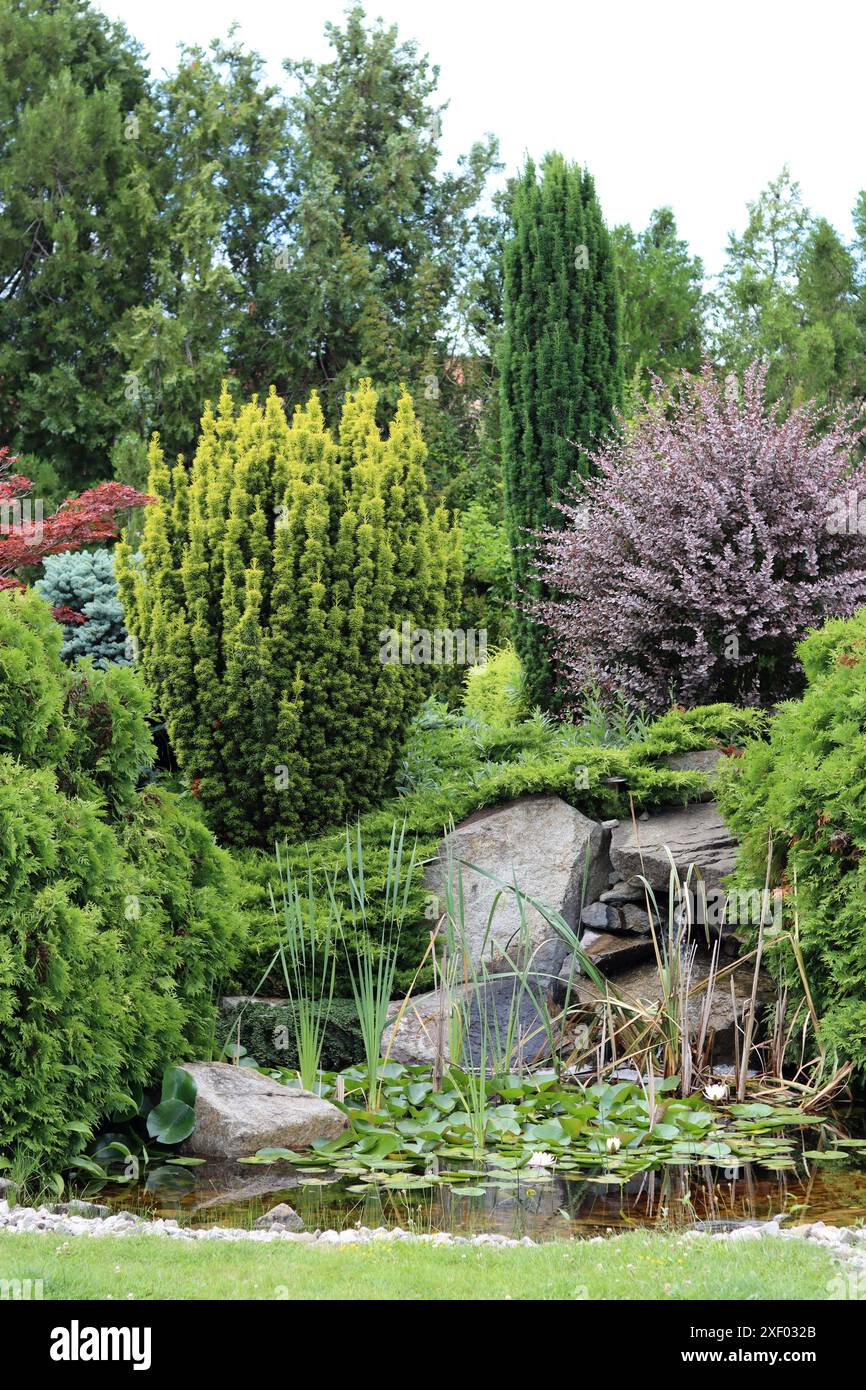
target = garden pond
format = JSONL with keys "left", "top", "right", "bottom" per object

{"left": 72, "top": 1064, "right": 866, "bottom": 1241}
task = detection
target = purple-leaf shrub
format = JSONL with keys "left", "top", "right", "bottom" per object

{"left": 532, "top": 363, "right": 866, "bottom": 713}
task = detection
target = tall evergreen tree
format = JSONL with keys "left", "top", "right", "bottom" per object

{"left": 113, "top": 33, "right": 292, "bottom": 476}
{"left": 499, "top": 154, "right": 622, "bottom": 707}
{"left": 281, "top": 5, "right": 498, "bottom": 420}
{"left": 612, "top": 207, "right": 705, "bottom": 402}
{"left": 0, "top": 0, "right": 155, "bottom": 492}
{"left": 712, "top": 169, "right": 866, "bottom": 414}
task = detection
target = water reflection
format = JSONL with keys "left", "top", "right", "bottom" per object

{"left": 88, "top": 1152, "right": 866, "bottom": 1242}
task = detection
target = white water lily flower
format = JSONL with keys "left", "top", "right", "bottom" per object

{"left": 606, "top": 1136, "right": 621, "bottom": 1154}
{"left": 527, "top": 1151, "right": 555, "bottom": 1169}
{"left": 704, "top": 1083, "right": 728, "bottom": 1103}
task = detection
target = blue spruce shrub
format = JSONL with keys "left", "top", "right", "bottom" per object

{"left": 36, "top": 548, "right": 131, "bottom": 667}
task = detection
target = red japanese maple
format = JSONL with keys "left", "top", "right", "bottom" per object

{"left": 0, "top": 446, "right": 154, "bottom": 622}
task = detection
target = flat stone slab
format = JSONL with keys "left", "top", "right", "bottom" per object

{"left": 424, "top": 795, "right": 610, "bottom": 974}
{"left": 610, "top": 801, "right": 737, "bottom": 891}
{"left": 579, "top": 930, "right": 657, "bottom": 974}
{"left": 180, "top": 1062, "right": 346, "bottom": 1159}
{"left": 600, "top": 883, "right": 646, "bottom": 907}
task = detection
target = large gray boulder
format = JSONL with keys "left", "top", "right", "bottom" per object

{"left": 424, "top": 795, "right": 610, "bottom": 975}
{"left": 383, "top": 976, "right": 554, "bottom": 1070}
{"left": 180, "top": 1062, "right": 346, "bottom": 1159}
{"left": 610, "top": 801, "right": 737, "bottom": 891}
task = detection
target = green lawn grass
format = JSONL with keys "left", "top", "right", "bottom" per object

{"left": 0, "top": 1230, "right": 841, "bottom": 1300}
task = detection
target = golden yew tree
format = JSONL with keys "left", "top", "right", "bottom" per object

{"left": 117, "top": 382, "right": 461, "bottom": 847}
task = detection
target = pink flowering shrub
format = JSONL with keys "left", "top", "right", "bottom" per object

{"left": 532, "top": 364, "right": 866, "bottom": 713}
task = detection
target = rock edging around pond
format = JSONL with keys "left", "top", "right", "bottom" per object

{"left": 3, "top": 1199, "right": 865, "bottom": 1272}
{"left": 0, "top": 1199, "right": 534, "bottom": 1247}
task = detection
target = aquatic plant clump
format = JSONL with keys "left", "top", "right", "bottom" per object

{"left": 237, "top": 1064, "right": 842, "bottom": 1195}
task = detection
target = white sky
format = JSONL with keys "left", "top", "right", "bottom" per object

{"left": 96, "top": 0, "right": 864, "bottom": 276}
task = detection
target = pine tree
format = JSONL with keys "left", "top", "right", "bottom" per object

{"left": 499, "top": 154, "right": 622, "bottom": 707}
{"left": 282, "top": 6, "right": 498, "bottom": 421}
{"left": 117, "top": 384, "right": 460, "bottom": 848}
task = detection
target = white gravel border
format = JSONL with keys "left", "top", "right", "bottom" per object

{"left": 0, "top": 1198, "right": 536, "bottom": 1247}
{"left": 3, "top": 1196, "right": 866, "bottom": 1267}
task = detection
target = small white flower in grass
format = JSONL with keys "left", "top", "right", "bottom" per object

{"left": 704, "top": 1083, "right": 728, "bottom": 1103}
{"left": 527, "top": 1151, "right": 555, "bottom": 1169}
{"left": 606, "top": 1137, "right": 621, "bottom": 1154}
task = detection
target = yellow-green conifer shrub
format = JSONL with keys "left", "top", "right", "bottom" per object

{"left": 117, "top": 382, "right": 462, "bottom": 847}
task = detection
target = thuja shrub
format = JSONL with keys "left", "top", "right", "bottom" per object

{"left": 533, "top": 364, "right": 866, "bottom": 714}
{"left": 718, "top": 609, "right": 866, "bottom": 1075}
{"left": 36, "top": 548, "right": 131, "bottom": 666}
{"left": 117, "top": 382, "right": 461, "bottom": 848}
{"left": 0, "top": 589, "right": 243, "bottom": 1169}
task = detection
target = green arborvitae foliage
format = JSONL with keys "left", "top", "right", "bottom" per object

{"left": 117, "top": 381, "right": 462, "bottom": 849}
{"left": 219, "top": 998, "right": 365, "bottom": 1074}
{"left": 36, "top": 548, "right": 131, "bottom": 667}
{"left": 499, "top": 153, "right": 623, "bottom": 708}
{"left": 717, "top": 608, "right": 866, "bottom": 1077}
{"left": 0, "top": 587, "right": 243, "bottom": 1169}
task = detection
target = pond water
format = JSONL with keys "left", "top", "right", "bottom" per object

{"left": 86, "top": 1135, "right": 866, "bottom": 1242}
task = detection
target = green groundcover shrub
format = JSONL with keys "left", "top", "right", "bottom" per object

{"left": 718, "top": 608, "right": 866, "bottom": 1076}
{"left": 219, "top": 999, "right": 365, "bottom": 1073}
{"left": 230, "top": 653, "right": 766, "bottom": 997}
{"left": 0, "top": 589, "right": 244, "bottom": 1169}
